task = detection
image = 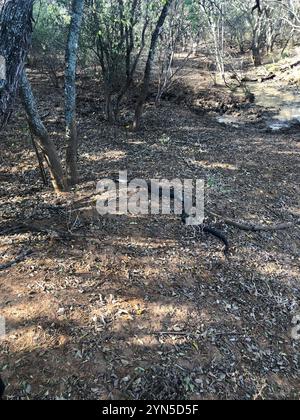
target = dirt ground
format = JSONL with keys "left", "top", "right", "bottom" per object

{"left": 0, "top": 62, "right": 300, "bottom": 400}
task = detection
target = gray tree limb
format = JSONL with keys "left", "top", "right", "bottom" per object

{"left": 65, "top": 0, "right": 85, "bottom": 186}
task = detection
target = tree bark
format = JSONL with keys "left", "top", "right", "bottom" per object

{"left": 251, "top": 12, "right": 264, "bottom": 67}
{"left": 65, "top": 0, "right": 84, "bottom": 186}
{"left": 20, "top": 71, "right": 67, "bottom": 193}
{"left": 133, "top": 0, "right": 173, "bottom": 131}
{"left": 252, "top": 47, "right": 262, "bottom": 67}
{"left": 0, "top": 0, "right": 35, "bottom": 125}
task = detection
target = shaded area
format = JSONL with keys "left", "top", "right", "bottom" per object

{"left": 0, "top": 67, "right": 300, "bottom": 400}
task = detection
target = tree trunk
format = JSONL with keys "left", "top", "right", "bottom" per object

{"left": 251, "top": 13, "right": 264, "bottom": 68}
{"left": 252, "top": 47, "right": 262, "bottom": 67}
{"left": 0, "top": 0, "right": 35, "bottom": 124}
{"left": 65, "top": 0, "right": 84, "bottom": 186}
{"left": 20, "top": 71, "right": 67, "bottom": 193}
{"left": 133, "top": 0, "right": 173, "bottom": 131}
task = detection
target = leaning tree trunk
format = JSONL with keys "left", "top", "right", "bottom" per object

{"left": 65, "top": 0, "right": 84, "bottom": 186}
{"left": 133, "top": 0, "right": 173, "bottom": 131}
{"left": 20, "top": 72, "right": 67, "bottom": 193}
{"left": 0, "top": 0, "right": 35, "bottom": 125}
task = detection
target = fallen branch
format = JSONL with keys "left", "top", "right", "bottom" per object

{"left": 260, "top": 73, "right": 276, "bottom": 83}
{"left": 241, "top": 76, "right": 259, "bottom": 83}
{"left": 207, "top": 210, "right": 298, "bottom": 232}
{"left": 290, "top": 60, "right": 300, "bottom": 69}
{"left": 281, "top": 60, "right": 300, "bottom": 71}
{"left": 0, "top": 249, "right": 33, "bottom": 271}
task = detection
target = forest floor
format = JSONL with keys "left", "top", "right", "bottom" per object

{"left": 0, "top": 58, "right": 300, "bottom": 400}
